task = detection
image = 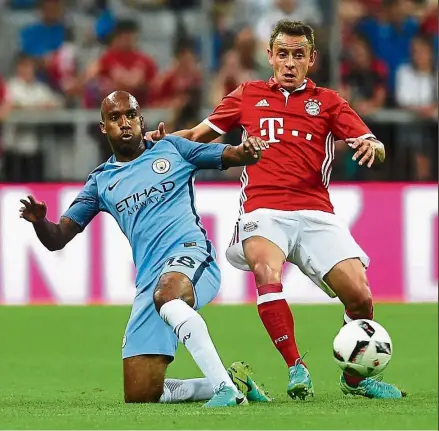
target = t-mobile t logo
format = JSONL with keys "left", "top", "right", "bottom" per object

{"left": 260, "top": 118, "right": 284, "bottom": 143}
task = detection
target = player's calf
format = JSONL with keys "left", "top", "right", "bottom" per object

{"left": 153, "top": 271, "right": 247, "bottom": 407}
{"left": 123, "top": 355, "right": 170, "bottom": 403}
{"left": 325, "top": 258, "right": 376, "bottom": 387}
{"left": 324, "top": 258, "right": 373, "bottom": 321}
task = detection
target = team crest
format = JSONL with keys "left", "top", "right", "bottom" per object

{"left": 304, "top": 99, "right": 322, "bottom": 116}
{"left": 243, "top": 221, "right": 258, "bottom": 232}
{"left": 152, "top": 158, "right": 171, "bottom": 174}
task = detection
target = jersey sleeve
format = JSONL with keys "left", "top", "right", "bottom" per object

{"left": 329, "top": 97, "right": 376, "bottom": 141}
{"left": 164, "top": 135, "right": 228, "bottom": 170}
{"left": 202, "top": 83, "right": 244, "bottom": 135}
{"left": 62, "top": 174, "right": 101, "bottom": 230}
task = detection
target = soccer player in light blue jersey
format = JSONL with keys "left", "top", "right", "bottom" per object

{"left": 19, "top": 91, "right": 272, "bottom": 407}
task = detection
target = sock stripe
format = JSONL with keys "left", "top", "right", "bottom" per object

{"left": 257, "top": 292, "right": 285, "bottom": 305}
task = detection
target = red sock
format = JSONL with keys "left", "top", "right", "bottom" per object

{"left": 343, "top": 307, "right": 374, "bottom": 387}
{"left": 257, "top": 283, "right": 303, "bottom": 368}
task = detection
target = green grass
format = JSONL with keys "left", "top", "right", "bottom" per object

{"left": 0, "top": 304, "right": 437, "bottom": 429}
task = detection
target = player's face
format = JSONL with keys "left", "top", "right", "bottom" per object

{"left": 100, "top": 95, "right": 145, "bottom": 157}
{"left": 268, "top": 34, "right": 316, "bottom": 91}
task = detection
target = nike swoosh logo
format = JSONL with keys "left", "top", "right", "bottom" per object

{"left": 108, "top": 179, "right": 121, "bottom": 191}
{"left": 235, "top": 396, "right": 247, "bottom": 405}
{"left": 235, "top": 376, "right": 252, "bottom": 392}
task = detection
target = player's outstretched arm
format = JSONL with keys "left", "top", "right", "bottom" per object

{"left": 222, "top": 137, "right": 268, "bottom": 168}
{"left": 19, "top": 195, "right": 81, "bottom": 251}
{"left": 145, "top": 122, "right": 221, "bottom": 143}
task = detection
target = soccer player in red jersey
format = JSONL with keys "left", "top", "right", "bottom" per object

{"left": 149, "top": 20, "right": 405, "bottom": 400}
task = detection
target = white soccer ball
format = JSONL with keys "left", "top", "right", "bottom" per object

{"left": 333, "top": 319, "right": 393, "bottom": 377}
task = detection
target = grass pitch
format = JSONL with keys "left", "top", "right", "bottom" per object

{"left": 0, "top": 303, "right": 437, "bottom": 430}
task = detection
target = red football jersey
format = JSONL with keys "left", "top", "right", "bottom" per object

{"left": 204, "top": 78, "right": 375, "bottom": 214}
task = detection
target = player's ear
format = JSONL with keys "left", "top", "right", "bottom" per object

{"left": 140, "top": 116, "right": 146, "bottom": 132}
{"left": 99, "top": 121, "right": 107, "bottom": 135}
{"left": 267, "top": 48, "right": 274, "bottom": 67}
{"left": 309, "top": 49, "right": 317, "bottom": 68}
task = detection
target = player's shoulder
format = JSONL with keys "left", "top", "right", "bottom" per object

{"left": 310, "top": 84, "right": 346, "bottom": 108}
{"left": 148, "top": 136, "right": 188, "bottom": 159}
{"left": 154, "top": 135, "right": 183, "bottom": 151}
{"left": 241, "top": 80, "right": 270, "bottom": 92}
{"left": 85, "top": 158, "right": 115, "bottom": 183}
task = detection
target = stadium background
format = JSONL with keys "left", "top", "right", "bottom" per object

{"left": 0, "top": 0, "right": 437, "bottom": 305}
{"left": 0, "top": 1, "right": 437, "bottom": 429}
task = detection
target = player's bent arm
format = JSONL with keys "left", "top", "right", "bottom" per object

{"left": 172, "top": 122, "right": 221, "bottom": 143}
{"left": 32, "top": 217, "right": 82, "bottom": 251}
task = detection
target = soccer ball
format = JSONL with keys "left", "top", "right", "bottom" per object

{"left": 333, "top": 319, "right": 393, "bottom": 377}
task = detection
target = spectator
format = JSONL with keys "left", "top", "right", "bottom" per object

{"left": 234, "top": 0, "right": 270, "bottom": 26}
{"left": 420, "top": 0, "right": 438, "bottom": 55}
{"left": 18, "top": 0, "right": 79, "bottom": 97}
{"left": 83, "top": 19, "right": 158, "bottom": 108}
{"left": 0, "top": 75, "right": 11, "bottom": 179}
{"left": 341, "top": 34, "right": 388, "bottom": 116}
{"left": 7, "top": 55, "right": 63, "bottom": 113}
{"left": 154, "top": 39, "right": 202, "bottom": 108}
{"left": 395, "top": 35, "right": 437, "bottom": 180}
{"left": 234, "top": 27, "right": 259, "bottom": 76}
{"left": 9, "top": 0, "right": 38, "bottom": 8}
{"left": 19, "top": 0, "right": 68, "bottom": 58}
{"left": 255, "top": 0, "right": 323, "bottom": 46}
{"left": 0, "top": 75, "right": 10, "bottom": 121}
{"left": 4, "top": 54, "right": 64, "bottom": 182}
{"left": 210, "top": 49, "right": 256, "bottom": 106}
{"left": 210, "top": 2, "right": 235, "bottom": 71}
{"left": 356, "top": 0, "right": 419, "bottom": 96}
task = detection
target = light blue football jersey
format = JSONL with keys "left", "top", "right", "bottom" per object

{"left": 63, "top": 135, "right": 228, "bottom": 291}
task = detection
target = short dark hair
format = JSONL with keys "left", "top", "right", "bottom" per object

{"left": 114, "top": 19, "right": 139, "bottom": 36}
{"left": 269, "top": 20, "right": 315, "bottom": 51}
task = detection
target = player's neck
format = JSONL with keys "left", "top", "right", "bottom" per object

{"left": 273, "top": 77, "right": 306, "bottom": 93}
{"left": 115, "top": 141, "right": 146, "bottom": 162}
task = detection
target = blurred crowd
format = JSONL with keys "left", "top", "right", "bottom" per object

{"left": 0, "top": 0, "right": 437, "bottom": 182}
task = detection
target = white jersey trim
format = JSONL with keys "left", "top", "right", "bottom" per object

{"left": 202, "top": 118, "right": 226, "bottom": 135}
{"left": 238, "top": 127, "right": 250, "bottom": 216}
{"left": 321, "top": 132, "right": 335, "bottom": 188}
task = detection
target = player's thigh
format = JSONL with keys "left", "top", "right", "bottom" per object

{"left": 123, "top": 289, "right": 178, "bottom": 362}
{"left": 243, "top": 236, "right": 286, "bottom": 285}
{"left": 157, "top": 249, "right": 221, "bottom": 310}
{"left": 123, "top": 354, "right": 171, "bottom": 403}
{"left": 292, "top": 210, "right": 370, "bottom": 298}
{"left": 226, "top": 210, "right": 292, "bottom": 283}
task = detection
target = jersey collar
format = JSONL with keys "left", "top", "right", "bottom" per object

{"left": 106, "top": 140, "right": 154, "bottom": 166}
{"left": 267, "top": 76, "right": 316, "bottom": 93}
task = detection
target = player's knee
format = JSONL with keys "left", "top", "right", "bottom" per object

{"left": 153, "top": 273, "right": 194, "bottom": 311}
{"left": 252, "top": 261, "right": 282, "bottom": 286}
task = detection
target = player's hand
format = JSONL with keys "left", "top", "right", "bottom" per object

{"left": 243, "top": 136, "right": 269, "bottom": 159}
{"left": 347, "top": 137, "right": 379, "bottom": 168}
{"left": 19, "top": 195, "right": 47, "bottom": 223}
{"left": 144, "top": 122, "right": 167, "bottom": 141}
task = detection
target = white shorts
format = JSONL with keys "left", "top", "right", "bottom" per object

{"left": 226, "top": 209, "right": 370, "bottom": 298}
